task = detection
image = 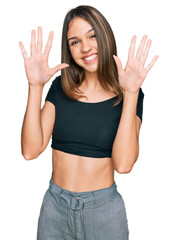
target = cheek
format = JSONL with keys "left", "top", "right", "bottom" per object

{"left": 70, "top": 48, "right": 82, "bottom": 64}
{"left": 93, "top": 40, "right": 98, "bottom": 49}
{"left": 69, "top": 46, "right": 78, "bottom": 58}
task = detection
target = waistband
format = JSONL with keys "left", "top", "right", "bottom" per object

{"left": 48, "top": 178, "right": 118, "bottom": 210}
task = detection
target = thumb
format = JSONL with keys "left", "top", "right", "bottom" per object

{"left": 113, "top": 55, "right": 124, "bottom": 74}
{"left": 49, "top": 63, "right": 69, "bottom": 76}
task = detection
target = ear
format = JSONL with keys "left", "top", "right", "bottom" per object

{"left": 113, "top": 55, "right": 124, "bottom": 75}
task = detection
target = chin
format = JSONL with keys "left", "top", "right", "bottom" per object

{"left": 85, "top": 68, "right": 98, "bottom": 74}
{"left": 83, "top": 64, "right": 99, "bottom": 73}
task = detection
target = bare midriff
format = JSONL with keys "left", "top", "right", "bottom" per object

{"left": 51, "top": 149, "right": 115, "bottom": 192}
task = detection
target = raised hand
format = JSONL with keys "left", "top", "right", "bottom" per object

{"left": 113, "top": 35, "right": 159, "bottom": 94}
{"left": 19, "top": 26, "right": 69, "bottom": 87}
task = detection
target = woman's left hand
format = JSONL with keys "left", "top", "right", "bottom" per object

{"left": 113, "top": 35, "right": 159, "bottom": 94}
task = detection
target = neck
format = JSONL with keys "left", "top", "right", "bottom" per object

{"left": 83, "top": 71, "right": 101, "bottom": 91}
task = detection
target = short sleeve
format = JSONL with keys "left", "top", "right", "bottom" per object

{"left": 136, "top": 87, "right": 144, "bottom": 123}
{"left": 45, "top": 79, "right": 56, "bottom": 106}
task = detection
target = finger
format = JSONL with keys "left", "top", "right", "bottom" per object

{"left": 140, "top": 39, "right": 152, "bottom": 66}
{"left": 113, "top": 55, "right": 124, "bottom": 74}
{"left": 128, "top": 35, "right": 136, "bottom": 60}
{"left": 19, "top": 41, "right": 28, "bottom": 59}
{"left": 43, "top": 31, "right": 53, "bottom": 59}
{"left": 135, "top": 35, "right": 148, "bottom": 60}
{"left": 30, "top": 29, "right": 36, "bottom": 56}
{"left": 49, "top": 63, "right": 69, "bottom": 76}
{"left": 37, "top": 26, "right": 43, "bottom": 52}
{"left": 145, "top": 55, "right": 159, "bottom": 73}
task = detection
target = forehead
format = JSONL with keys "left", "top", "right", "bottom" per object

{"left": 67, "top": 17, "right": 93, "bottom": 37}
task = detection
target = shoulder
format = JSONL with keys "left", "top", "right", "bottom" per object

{"left": 139, "top": 87, "right": 144, "bottom": 97}
{"left": 51, "top": 75, "right": 61, "bottom": 86}
{"left": 49, "top": 75, "right": 62, "bottom": 93}
{"left": 136, "top": 87, "right": 144, "bottom": 106}
{"left": 138, "top": 87, "right": 144, "bottom": 102}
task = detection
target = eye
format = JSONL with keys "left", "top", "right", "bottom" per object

{"left": 90, "top": 34, "right": 96, "bottom": 39}
{"left": 71, "top": 40, "right": 78, "bottom": 46}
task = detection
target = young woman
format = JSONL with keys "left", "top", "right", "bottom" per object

{"left": 19, "top": 5, "right": 158, "bottom": 240}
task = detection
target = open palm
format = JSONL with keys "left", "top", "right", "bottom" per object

{"left": 113, "top": 35, "right": 159, "bottom": 94}
{"left": 19, "top": 26, "right": 69, "bottom": 87}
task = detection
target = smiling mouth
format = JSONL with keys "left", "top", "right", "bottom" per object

{"left": 82, "top": 54, "right": 98, "bottom": 63}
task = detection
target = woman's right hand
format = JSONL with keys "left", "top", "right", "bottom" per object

{"left": 19, "top": 26, "right": 69, "bottom": 87}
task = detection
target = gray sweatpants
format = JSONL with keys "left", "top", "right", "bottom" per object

{"left": 37, "top": 178, "right": 129, "bottom": 240}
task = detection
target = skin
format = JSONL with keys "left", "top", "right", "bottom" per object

{"left": 19, "top": 17, "right": 158, "bottom": 192}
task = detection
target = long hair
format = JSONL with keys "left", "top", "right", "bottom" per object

{"left": 61, "top": 5, "right": 123, "bottom": 107}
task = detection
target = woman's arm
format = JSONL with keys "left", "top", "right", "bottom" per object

{"left": 21, "top": 85, "right": 44, "bottom": 160}
{"left": 111, "top": 91, "right": 141, "bottom": 173}
{"left": 19, "top": 26, "right": 68, "bottom": 160}
{"left": 112, "top": 35, "right": 158, "bottom": 173}
{"left": 21, "top": 86, "right": 56, "bottom": 160}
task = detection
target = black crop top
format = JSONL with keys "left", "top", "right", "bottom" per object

{"left": 45, "top": 75, "right": 144, "bottom": 158}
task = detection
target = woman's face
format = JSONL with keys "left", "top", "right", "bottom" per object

{"left": 67, "top": 17, "right": 98, "bottom": 74}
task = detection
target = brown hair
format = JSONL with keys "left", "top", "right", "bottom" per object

{"left": 61, "top": 5, "right": 123, "bottom": 107}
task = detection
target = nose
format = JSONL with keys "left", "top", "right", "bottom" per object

{"left": 81, "top": 39, "right": 92, "bottom": 52}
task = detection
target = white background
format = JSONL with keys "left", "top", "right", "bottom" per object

{"left": 0, "top": 0, "right": 178, "bottom": 239}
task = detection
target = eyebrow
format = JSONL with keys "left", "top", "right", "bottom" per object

{"left": 67, "top": 28, "right": 94, "bottom": 42}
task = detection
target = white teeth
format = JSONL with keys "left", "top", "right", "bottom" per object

{"left": 83, "top": 54, "right": 97, "bottom": 61}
